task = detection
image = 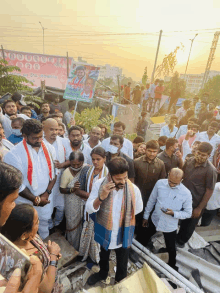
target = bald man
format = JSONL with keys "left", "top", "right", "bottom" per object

{"left": 43, "top": 118, "right": 70, "bottom": 233}
{"left": 84, "top": 126, "right": 102, "bottom": 149}
{"left": 140, "top": 168, "right": 192, "bottom": 270}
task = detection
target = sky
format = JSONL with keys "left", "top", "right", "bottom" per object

{"left": 0, "top": 0, "right": 220, "bottom": 81}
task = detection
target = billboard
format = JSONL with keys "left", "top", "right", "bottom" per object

{"left": 0, "top": 49, "right": 72, "bottom": 89}
{"left": 63, "top": 62, "right": 100, "bottom": 103}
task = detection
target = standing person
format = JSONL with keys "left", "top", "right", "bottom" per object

{"left": 132, "top": 85, "right": 142, "bottom": 105}
{"left": 0, "top": 101, "right": 29, "bottom": 138}
{"left": 86, "top": 157, "right": 143, "bottom": 285}
{"left": 160, "top": 115, "right": 178, "bottom": 138}
{"left": 59, "top": 151, "right": 89, "bottom": 250}
{"left": 84, "top": 127, "right": 102, "bottom": 149}
{"left": 20, "top": 106, "right": 32, "bottom": 118}
{"left": 38, "top": 102, "right": 50, "bottom": 121}
{"left": 79, "top": 147, "right": 108, "bottom": 263}
{"left": 167, "top": 83, "right": 181, "bottom": 113}
{"left": 193, "top": 95, "right": 200, "bottom": 117}
{"left": 136, "top": 111, "right": 148, "bottom": 139}
{"left": 175, "top": 100, "right": 191, "bottom": 123}
{"left": 64, "top": 100, "right": 76, "bottom": 127}
{"left": 158, "top": 136, "right": 167, "bottom": 153}
{"left": 143, "top": 83, "right": 150, "bottom": 111}
{"left": 178, "top": 124, "right": 199, "bottom": 151}
{"left": 7, "top": 117, "right": 24, "bottom": 145}
{"left": 57, "top": 121, "right": 66, "bottom": 138}
{"left": 178, "top": 109, "right": 195, "bottom": 127}
{"left": 97, "top": 124, "right": 109, "bottom": 140}
{"left": 152, "top": 80, "right": 165, "bottom": 113}
{"left": 11, "top": 92, "right": 27, "bottom": 113}
{"left": 27, "top": 103, "right": 38, "bottom": 120}
{"left": 148, "top": 79, "right": 159, "bottom": 113}
{"left": 196, "top": 121, "right": 220, "bottom": 162}
{"left": 142, "top": 168, "right": 192, "bottom": 270}
{"left": 134, "top": 142, "right": 146, "bottom": 159}
{"left": 4, "top": 119, "right": 57, "bottom": 239}
{"left": 0, "top": 162, "right": 43, "bottom": 293}
{"left": 62, "top": 126, "right": 92, "bottom": 165}
{"left": 198, "top": 101, "right": 209, "bottom": 125}
{"left": 124, "top": 82, "right": 131, "bottom": 104}
{"left": 49, "top": 96, "right": 62, "bottom": 114}
{"left": 106, "top": 135, "right": 135, "bottom": 182}
{"left": 134, "top": 140, "right": 166, "bottom": 244}
{"left": 158, "top": 138, "right": 183, "bottom": 175}
{"left": 176, "top": 142, "right": 217, "bottom": 248}
{"left": 200, "top": 112, "right": 215, "bottom": 132}
{"left": 1, "top": 204, "right": 63, "bottom": 293}
{"left": 101, "top": 121, "right": 133, "bottom": 159}
{"left": 0, "top": 122, "right": 14, "bottom": 160}
{"left": 43, "top": 118, "right": 70, "bottom": 233}
{"left": 176, "top": 117, "right": 198, "bottom": 139}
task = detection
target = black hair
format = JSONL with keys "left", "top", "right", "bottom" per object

{"left": 20, "top": 106, "right": 31, "bottom": 112}
{"left": 2, "top": 100, "right": 16, "bottom": 109}
{"left": 91, "top": 146, "right": 106, "bottom": 158}
{"left": 58, "top": 121, "right": 65, "bottom": 130}
{"left": 11, "top": 92, "right": 22, "bottom": 103}
{"left": 209, "top": 121, "right": 219, "bottom": 129}
{"left": 107, "top": 157, "right": 129, "bottom": 176}
{"left": 75, "top": 66, "right": 85, "bottom": 71}
{"left": 146, "top": 140, "right": 159, "bottom": 150}
{"left": 68, "top": 126, "right": 82, "bottom": 135}
{"left": 170, "top": 115, "right": 178, "bottom": 121}
{"left": 188, "top": 118, "right": 198, "bottom": 124}
{"left": 0, "top": 162, "right": 22, "bottom": 203}
{"left": 69, "top": 150, "right": 84, "bottom": 162}
{"left": 166, "top": 138, "right": 178, "bottom": 149}
{"left": 197, "top": 142, "right": 213, "bottom": 155}
{"left": 11, "top": 117, "right": 24, "bottom": 126}
{"left": 21, "top": 119, "right": 42, "bottom": 136}
{"left": 186, "top": 109, "right": 194, "bottom": 117}
{"left": 158, "top": 136, "right": 167, "bottom": 143}
{"left": 97, "top": 124, "right": 108, "bottom": 135}
{"left": 1, "top": 204, "right": 35, "bottom": 242}
{"left": 133, "top": 136, "right": 144, "bottom": 144}
{"left": 114, "top": 121, "right": 126, "bottom": 130}
{"left": 41, "top": 102, "right": 50, "bottom": 107}
{"left": 110, "top": 134, "right": 124, "bottom": 145}
{"left": 68, "top": 100, "right": 76, "bottom": 109}
{"left": 76, "top": 125, "right": 86, "bottom": 132}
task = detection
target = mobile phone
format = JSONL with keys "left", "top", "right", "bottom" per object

{"left": 161, "top": 207, "right": 168, "bottom": 213}
{"left": 0, "top": 233, "right": 32, "bottom": 291}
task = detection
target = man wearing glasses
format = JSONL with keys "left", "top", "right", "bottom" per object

{"left": 142, "top": 168, "right": 192, "bottom": 271}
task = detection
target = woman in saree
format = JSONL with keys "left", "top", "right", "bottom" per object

{"left": 59, "top": 150, "right": 90, "bottom": 250}
{"left": 79, "top": 147, "right": 108, "bottom": 263}
{"left": 1, "top": 204, "right": 62, "bottom": 293}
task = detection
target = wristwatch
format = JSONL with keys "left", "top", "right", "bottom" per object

{"left": 49, "top": 260, "right": 58, "bottom": 268}
{"left": 46, "top": 189, "right": 52, "bottom": 194}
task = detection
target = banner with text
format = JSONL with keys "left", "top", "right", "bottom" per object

{"left": 0, "top": 49, "right": 72, "bottom": 89}
{"left": 63, "top": 62, "right": 100, "bottom": 103}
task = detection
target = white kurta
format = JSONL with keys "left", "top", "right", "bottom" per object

{"left": 4, "top": 141, "right": 56, "bottom": 220}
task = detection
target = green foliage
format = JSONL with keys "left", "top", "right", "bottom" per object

{"left": 24, "top": 95, "right": 44, "bottom": 109}
{"left": 0, "top": 59, "right": 33, "bottom": 95}
{"left": 125, "top": 133, "right": 137, "bottom": 142}
{"left": 198, "top": 75, "right": 220, "bottom": 103}
{"left": 154, "top": 44, "right": 184, "bottom": 80}
{"left": 142, "top": 67, "right": 148, "bottom": 85}
{"left": 74, "top": 107, "right": 118, "bottom": 132}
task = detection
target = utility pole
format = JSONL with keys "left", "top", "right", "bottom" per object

{"left": 39, "top": 22, "right": 47, "bottom": 54}
{"left": 201, "top": 31, "right": 220, "bottom": 89}
{"left": 151, "top": 30, "right": 163, "bottom": 83}
{"left": 117, "top": 75, "right": 121, "bottom": 103}
{"left": 67, "top": 51, "right": 69, "bottom": 77}
{"left": 184, "top": 33, "right": 198, "bottom": 80}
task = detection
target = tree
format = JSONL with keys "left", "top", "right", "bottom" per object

{"left": 154, "top": 44, "right": 184, "bottom": 79}
{"left": 142, "top": 67, "right": 148, "bottom": 85}
{"left": 198, "top": 75, "right": 220, "bottom": 103}
{"left": 0, "top": 59, "right": 33, "bottom": 95}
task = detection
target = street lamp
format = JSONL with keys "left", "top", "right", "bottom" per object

{"left": 39, "top": 21, "right": 47, "bottom": 54}
{"left": 184, "top": 33, "right": 198, "bottom": 80}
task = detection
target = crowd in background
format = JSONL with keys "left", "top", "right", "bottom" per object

{"left": 0, "top": 89, "right": 220, "bottom": 292}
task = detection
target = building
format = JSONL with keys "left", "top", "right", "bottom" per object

{"left": 180, "top": 71, "right": 220, "bottom": 93}
{"left": 98, "top": 64, "right": 123, "bottom": 83}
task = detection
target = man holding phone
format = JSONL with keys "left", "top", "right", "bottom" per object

{"left": 86, "top": 157, "right": 143, "bottom": 285}
{"left": 142, "top": 168, "right": 192, "bottom": 271}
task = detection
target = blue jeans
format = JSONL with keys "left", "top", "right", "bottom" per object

{"left": 49, "top": 206, "right": 64, "bottom": 229}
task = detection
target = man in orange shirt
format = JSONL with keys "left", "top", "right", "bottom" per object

{"left": 124, "top": 82, "right": 131, "bottom": 104}
{"left": 152, "top": 80, "right": 165, "bottom": 113}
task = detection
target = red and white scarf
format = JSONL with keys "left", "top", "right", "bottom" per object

{"left": 23, "top": 139, "right": 55, "bottom": 191}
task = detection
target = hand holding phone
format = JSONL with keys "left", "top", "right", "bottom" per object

{"left": 99, "top": 181, "right": 115, "bottom": 201}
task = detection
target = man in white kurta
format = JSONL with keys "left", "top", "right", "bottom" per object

{"left": 43, "top": 118, "right": 69, "bottom": 231}
{"left": 4, "top": 119, "right": 56, "bottom": 239}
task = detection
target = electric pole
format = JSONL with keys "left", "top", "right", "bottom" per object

{"left": 39, "top": 22, "right": 47, "bottom": 54}
{"left": 184, "top": 33, "right": 198, "bottom": 80}
{"left": 151, "top": 30, "right": 163, "bottom": 83}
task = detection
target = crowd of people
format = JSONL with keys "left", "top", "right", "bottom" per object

{"left": 0, "top": 90, "right": 220, "bottom": 292}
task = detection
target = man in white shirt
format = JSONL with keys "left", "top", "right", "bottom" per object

{"left": 4, "top": 119, "right": 57, "bottom": 239}
{"left": 86, "top": 157, "right": 143, "bottom": 285}
{"left": 84, "top": 126, "right": 102, "bottom": 149}
{"left": 0, "top": 101, "right": 29, "bottom": 138}
{"left": 143, "top": 168, "right": 192, "bottom": 270}
{"left": 43, "top": 118, "right": 70, "bottom": 232}
{"left": 62, "top": 125, "right": 92, "bottom": 165}
{"left": 0, "top": 122, "right": 14, "bottom": 160}
{"left": 195, "top": 121, "right": 220, "bottom": 162}
{"left": 101, "top": 121, "right": 133, "bottom": 159}
{"left": 63, "top": 100, "right": 76, "bottom": 127}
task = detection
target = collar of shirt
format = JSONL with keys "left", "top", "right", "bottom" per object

{"left": 192, "top": 157, "right": 208, "bottom": 168}
{"left": 163, "top": 150, "right": 175, "bottom": 158}
{"left": 165, "top": 180, "right": 180, "bottom": 190}
{"left": 143, "top": 155, "right": 156, "bottom": 163}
